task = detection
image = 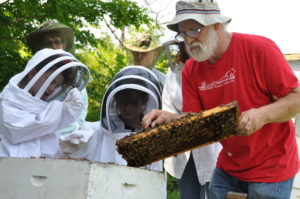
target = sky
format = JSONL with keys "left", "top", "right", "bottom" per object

{"left": 142, "top": 0, "right": 300, "bottom": 54}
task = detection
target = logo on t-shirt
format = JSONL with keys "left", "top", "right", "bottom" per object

{"left": 198, "top": 68, "right": 236, "bottom": 90}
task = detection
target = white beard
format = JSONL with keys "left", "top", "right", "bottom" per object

{"left": 186, "top": 26, "right": 219, "bottom": 62}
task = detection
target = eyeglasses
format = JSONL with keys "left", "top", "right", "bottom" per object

{"left": 175, "top": 26, "right": 204, "bottom": 42}
{"left": 43, "top": 39, "right": 63, "bottom": 47}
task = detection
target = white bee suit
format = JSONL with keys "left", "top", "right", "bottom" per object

{"left": 99, "top": 66, "right": 163, "bottom": 172}
{"left": 61, "top": 66, "right": 163, "bottom": 171}
{"left": 162, "top": 63, "right": 222, "bottom": 185}
{"left": 0, "top": 49, "right": 89, "bottom": 158}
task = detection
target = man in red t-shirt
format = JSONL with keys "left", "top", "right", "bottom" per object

{"left": 142, "top": 1, "right": 300, "bottom": 198}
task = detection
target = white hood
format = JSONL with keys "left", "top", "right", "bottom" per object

{"left": 100, "top": 65, "right": 162, "bottom": 133}
{"left": 58, "top": 66, "right": 163, "bottom": 171}
{"left": 98, "top": 66, "right": 163, "bottom": 170}
{"left": 0, "top": 49, "right": 89, "bottom": 158}
{"left": 15, "top": 48, "right": 89, "bottom": 102}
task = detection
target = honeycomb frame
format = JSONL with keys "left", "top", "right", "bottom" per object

{"left": 116, "top": 102, "right": 239, "bottom": 167}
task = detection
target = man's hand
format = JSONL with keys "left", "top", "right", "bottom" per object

{"left": 237, "top": 87, "right": 300, "bottom": 136}
{"left": 236, "top": 108, "right": 266, "bottom": 136}
{"left": 142, "top": 109, "right": 183, "bottom": 129}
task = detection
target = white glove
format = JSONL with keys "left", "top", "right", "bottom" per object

{"left": 59, "top": 130, "right": 94, "bottom": 156}
{"left": 60, "top": 88, "right": 84, "bottom": 127}
{"left": 63, "top": 88, "right": 83, "bottom": 110}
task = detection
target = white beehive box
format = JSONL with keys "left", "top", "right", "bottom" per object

{"left": 0, "top": 157, "right": 165, "bottom": 199}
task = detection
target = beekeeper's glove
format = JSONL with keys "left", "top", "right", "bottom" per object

{"left": 59, "top": 129, "right": 94, "bottom": 156}
{"left": 60, "top": 88, "right": 84, "bottom": 128}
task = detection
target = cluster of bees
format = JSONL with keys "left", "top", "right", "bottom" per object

{"left": 116, "top": 102, "right": 239, "bottom": 167}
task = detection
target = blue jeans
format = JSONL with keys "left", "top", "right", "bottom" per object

{"left": 209, "top": 167, "right": 295, "bottom": 199}
{"left": 178, "top": 153, "right": 209, "bottom": 199}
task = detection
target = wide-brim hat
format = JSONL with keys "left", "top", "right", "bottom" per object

{"left": 167, "top": 1, "right": 231, "bottom": 32}
{"left": 27, "top": 20, "right": 74, "bottom": 53}
{"left": 124, "top": 34, "right": 162, "bottom": 53}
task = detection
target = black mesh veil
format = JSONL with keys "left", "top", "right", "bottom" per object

{"left": 100, "top": 66, "right": 162, "bottom": 132}
{"left": 16, "top": 49, "right": 90, "bottom": 102}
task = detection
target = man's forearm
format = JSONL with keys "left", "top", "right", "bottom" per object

{"left": 260, "top": 87, "right": 300, "bottom": 124}
{"left": 237, "top": 87, "right": 300, "bottom": 136}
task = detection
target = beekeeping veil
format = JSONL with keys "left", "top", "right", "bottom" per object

{"left": 0, "top": 48, "right": 90, "bottom": 158}
{"left": 100, "top": 66, "right": 162, "bottom": 133}
{"left": 94, "top": 66, "right": 162, "bottom": 170}
{"left": 16, "top": 48, "right": 89, "bottom": 102}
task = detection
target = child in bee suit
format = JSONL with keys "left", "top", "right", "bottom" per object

{"left": 59, "top": 66, "right": 163, "bottom": 171}
{"left": 26, "top": 20, "right": 90, "bottom": 137}
{"left": 0, "top": 48, "right": 90, "bottom": 158}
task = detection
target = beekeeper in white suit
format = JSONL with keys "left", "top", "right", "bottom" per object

{"left": 0, "top": 48, "right": 90, "bottom": 158}
{"left": 60, "top": 66, "right": 163, "bottom": 171}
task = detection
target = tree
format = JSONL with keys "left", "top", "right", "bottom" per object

{"left": 77, "top": 35, "right": 127, "bottom": 121}
{"left": 0, "top": 0, "right": 152, "bottom": 90}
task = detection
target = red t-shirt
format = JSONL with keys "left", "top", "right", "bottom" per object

{"left": 182, "top": 33, "right": 300, "bottom": 182}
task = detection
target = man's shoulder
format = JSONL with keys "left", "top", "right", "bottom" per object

{"left": 184, "top": 57, "right": 203, "bottom": 69}
{"left": 182, "top": 58, "right": 202, "bottom": 79}
{"left": 234, "top": 32, "right": 275, "bottom": 46}
{"left": 233, "top": 32, "right": 279, "bottom": 56}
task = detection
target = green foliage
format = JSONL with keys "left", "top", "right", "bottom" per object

{"left": 167, "top": 173, "right": 180, "bottom": 199}
{"left": 77, "top": 38, "right": 127, "bottom": 121}
{"left": 0, "top": 0, "right": 152, "bottom": 90}
{"left": 156, "top": 50, "right": 170, "bottom": 74}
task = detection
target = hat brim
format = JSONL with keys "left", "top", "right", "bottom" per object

{"left": 27, "top": 27, "right": 74, "bottom": 52}
{"left": 167, "top": 13, "right": 231, "bottom": 32}
{"left": 124, "top": 44, "right": 162, "bottom": 53}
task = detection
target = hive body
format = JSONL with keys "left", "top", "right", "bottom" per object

{"left": 116, "top": 102, "right": 239, "bottom": 167}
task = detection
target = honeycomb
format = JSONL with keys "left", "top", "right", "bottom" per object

{"left": 116, "top": 102, "right": 239, "bottom": 167}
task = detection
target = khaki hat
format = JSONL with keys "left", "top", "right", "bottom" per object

{"left": 124, "top": 33, "right": 164, "bottom": 68}
{"left": 167, "top": 0, "right": 231, "bottom": 32}
{"left": 27, "top": 20, "right": 74, "bottom": 53}
{"left": 124, "top": 34, "right": 162, "bottom": 53}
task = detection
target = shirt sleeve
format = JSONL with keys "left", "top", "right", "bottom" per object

{"left": 259, "top": 40, "right": 299, "bottom": 98}
{"left": 162, "top": 71, "right": 181, "bottom": 113}
{"left": 2, "top": 101, "right": 64, "bottom": 144}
